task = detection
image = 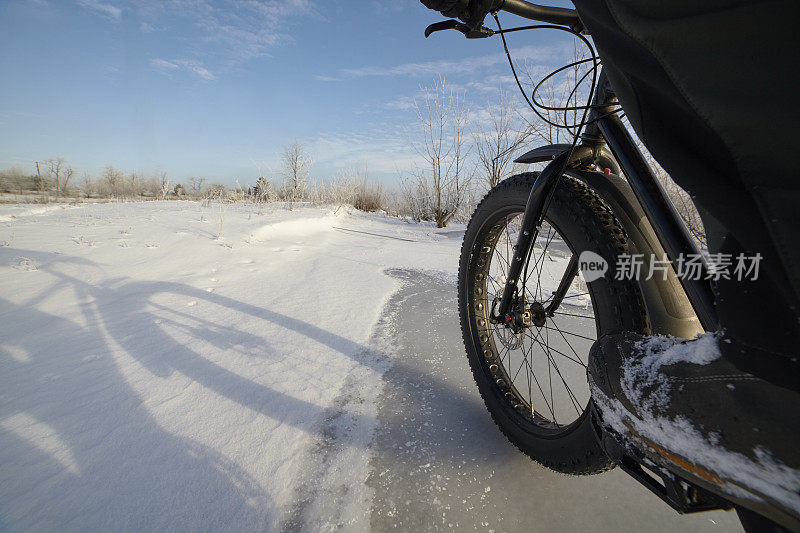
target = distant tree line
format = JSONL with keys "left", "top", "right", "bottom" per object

{"left": 0, "top": 60, "right": 705, "bottom": 238}
{"left": 0, "top": 162, "right": 174, "bottom": 202}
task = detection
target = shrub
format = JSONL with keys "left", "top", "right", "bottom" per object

{"left": 353, "top": 181, "right": 384, "bottom": 212}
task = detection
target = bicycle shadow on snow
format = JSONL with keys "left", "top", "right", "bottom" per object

{"left": 0, "top": 250, "right": 275, "bottom": 530}
{"left": 0, "top": 249, "right": 494, "bottom": 530}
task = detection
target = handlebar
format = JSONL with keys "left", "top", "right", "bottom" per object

{"left": 423, "top": 0, "right": 584, "bottom": 39}
{"left": 500, "top": 0, "right": 581, "bottom": 29}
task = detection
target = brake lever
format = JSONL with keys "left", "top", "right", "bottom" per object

{"left": 424, "top": 19, "right": 495, "bottom": 39}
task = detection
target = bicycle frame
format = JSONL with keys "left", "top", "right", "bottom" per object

{"left": 495, "top": 70, "right": 719, "bottom": 334}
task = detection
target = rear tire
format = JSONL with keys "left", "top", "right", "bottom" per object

{"left": 458, "top": 172, "right": 649, "bottom": 474}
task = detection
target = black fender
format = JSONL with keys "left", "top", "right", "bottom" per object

{"left": 515, "top": 143, "right": 621, "bottom": 175}
{"left": 515, "top": 143, "right": 702, "bottom": 337}
{"left": 570, "top": 169, "right": 704, "bottom": 338}
{"left": 515, "top": 143, "right": 703, "bottom": 337}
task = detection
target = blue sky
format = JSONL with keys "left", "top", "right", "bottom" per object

{"left": 0, "top": 0, "right": 576, "bottom": 187}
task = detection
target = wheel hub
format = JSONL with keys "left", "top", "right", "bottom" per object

{"left": 493, "top": 296, "right": 549, "bottom": 333}
{"left": 530, "top": 301, "right": 548, "bottom": 327}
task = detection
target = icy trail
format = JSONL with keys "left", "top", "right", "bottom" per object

{"left": 0, "top": 202, "right": 739, "bottom": 530}
{"left": 362, "top": 269, "right": 739, "bottom": 532}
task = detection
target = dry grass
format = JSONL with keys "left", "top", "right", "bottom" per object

{"left": 352, "top": 181, "right": 384, "bottom": 212}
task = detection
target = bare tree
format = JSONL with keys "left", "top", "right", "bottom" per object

{"left": 101, "top": 165, "right": 124, "bottom": 197}
{"left": 205, "top": 184, "right": 229, "bottom": 201}
{"left": 62, "top": 167, "right": 73, "bottom": 197}
{"left": 254, "top": 176, "right": 271, "bottom": 202}
{"left": 518, "top": 43, "right": 592, "bottom": 147}
{"left": 187, "top": 177, "right": 207, "bottom": 198}
{"left": 158, "top": 172, "right": 171, "bottom": 200}
{"left": 128, "top": 171, "right": 142, "bottom": 198}
{"left": 43, "top": 158, "right": 73, "bottom": 198}
{"left": 281, "top": 140, "right": 312, "bottom": 209}
{"left": 474, "top": 90, "right": 531, "bottom": 189}
{"left": 81, "top": 171, "right": 93, "bottom": 198}
{"left": 405, "top": 77, "right": 472, "bottom": 228}
{"left": 34, "top": 161, "right": 48, "bottom": 197}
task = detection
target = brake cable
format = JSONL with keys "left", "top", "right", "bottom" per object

{"left": 492, "top": 13, "right": 599, "bottom": 311}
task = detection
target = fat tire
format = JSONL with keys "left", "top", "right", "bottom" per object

{"left": 458, "top": 172, "right": 649, "bottom": 475}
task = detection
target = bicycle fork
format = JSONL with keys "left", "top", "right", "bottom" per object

{"left": 493, "top": 150, "right": 575, "bottom": 321}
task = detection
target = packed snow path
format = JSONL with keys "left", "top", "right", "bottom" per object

{"left": 0, "top": 202, "right": 740, "bottom": 530}
{"left": 362, "top": 270, "right": 740, "bottom": 532}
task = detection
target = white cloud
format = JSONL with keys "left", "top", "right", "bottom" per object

{"left": 465, "top": 74, "right": 518, "bottom": 93}
{"left": 76, "top": 0, "right": 121, "bottom": 20}
{"left": 334, "top": 43, "right": 569, "bottom": 80}
{"left": 151, "top": 58, "right": 180, "bottom": 71}
{"left": 140, "top": 0, "right": 315, "bottom": 65}
{"left": 187, "top": 63, "right": 216, "bottom": 81}
{"left": 308, "top": 130, "right": 422, "bottom": 175}
{"left": 246, "top": 130, "right": 421, "bottom": 182}
{"left": 383, "top": 95, "right": 417, "bottom": 111}
{"left": 313, "top": 75, "right": 340, "bottom": 82}
{"left": 150, "top": 58, "right": 216, "bottom": 81}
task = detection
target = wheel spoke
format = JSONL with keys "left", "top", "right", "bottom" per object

{"left": 504, "top": 215, "right": 512, "bottom": 279}
{"left": 545, "top": 325, "right": 555, "bottom": 422}
{"left": 532, "top": 227, "right": 555, "bottom": 302}
{"left": 531, "top": 335, "right": 583, "bottom": 416}
{"left": 496, "top": 253, "right": 512, "bottom": 279}
{"left": 562, "top": 292, "right": 590, "bottom": 300}
{"left": 531, "top": 328, "right": 587, "bottom": 368}
{"left": 543, "top": 292, "right": 590, "bottom": 305}
{"left": 496, "top": 342, "right": 511, "bottom": 364}
{"left": 544, "top": 254, "right": 579, "bottom": 314}
{"left": 553, "top": 311, "right": 594, "bottom": 320}
{"left": 517, "top": 327, "right": 554, "bottom": 416}
{"left": 525, "top": 333, "right": 534, "bottom": 418}
{"left": 522, "top": 333, "right": 557, "bottom": 423}
{"left": 526, "top": 225, "right": 556, "bottom": 300}
{"left": 494, "top": 246, "right": 509, "bottom": 279}
{"left": 488, "top": 277, "right": 502, "bottom": 296}
{"left": 512, "top": 345, "right": 527, "bottom": 382}
{"left": 547, "top": 319, "right": 589, "bottom": 367}
{"left": 548, "top": 320, "right": 596, "bottom": 342}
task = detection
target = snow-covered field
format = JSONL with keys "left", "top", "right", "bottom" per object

{"left": 0, "top": 201, "right": 462, "bottom": 530}
{"left": 0, "top": 201, "right": 740, "bottom": 531}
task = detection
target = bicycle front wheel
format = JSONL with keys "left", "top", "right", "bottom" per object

{"left": 458, "top": 172, "right": 649, "bottom": 474}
